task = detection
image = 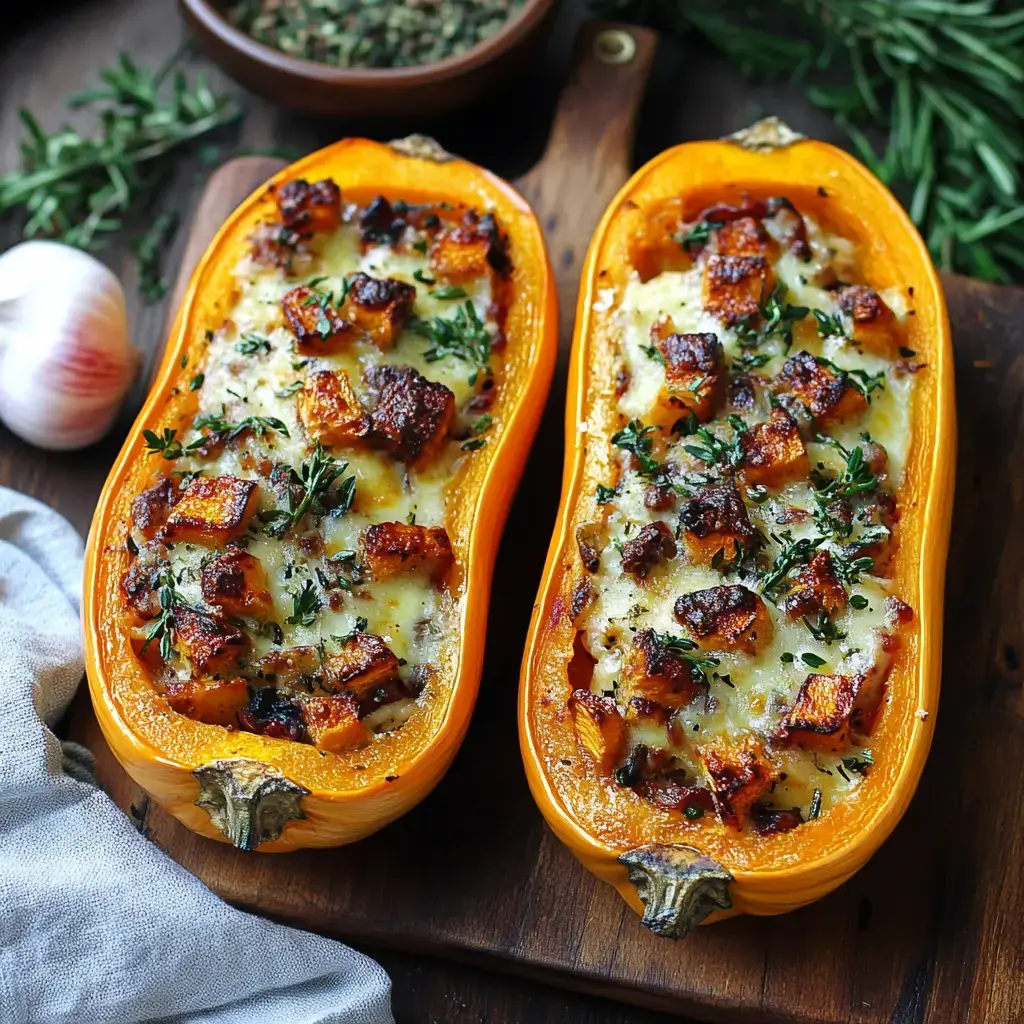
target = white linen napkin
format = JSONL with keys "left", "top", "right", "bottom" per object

{"left": 0, "top": 486, "right": 394, "bottom": 1024}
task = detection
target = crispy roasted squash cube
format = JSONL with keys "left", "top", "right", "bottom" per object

{"left": 297, "top": 370, "right": 370, "bottom": 448}
{"left": 175, "top": 606, "right": 249, "bottom": 675}
{"left": 780, "top": 673, "right": 865, "bottom": 752}
{"left": 646, "top": 320, "right": 723, "bottom": 426}
{"left": 429, "top": 212, "right": 511, "bottom": 283}
{"left": 120, "top": 543, "right": 166, "bottom": 621}
{"left": 363, "top": 364, "right": 454, "bottom": 467}
{"left": 131, "top": 476, "right": 180, "bottom": 539}
{"left": 165, "top": 676, "right": 248, "bottom": 726}
{"left": 201, "top": 548, "right": 273, "bottom": 620}
{"left": 301, "top": 693, "right": 370, "bottom": 753}
{"left": 360, "top": 521, "right": 454, "bottom": 580}
{"left": 568, "top": 688, "right": 627, "bottom": 774}
{"left": 340, "top": 272, "right": 416, "bottom": 350}
{"left": 276, "top": 178, "right": 341, "bottom": 235}
{"left": 782, "top": 550, "right": 847, "bottom": 620}
{"left": 697, "top": 737, "right": 777, "bottom": 828}
{"left": 282, "top": 285, "right": 354, "bottom": 354}
{"left": 673, "top": 584, "right": 772, "bottom": 654}
{"left": 252, "top": 645, "right": 323, "bottom": 687}
{"left": 739, "top": 406, "right": 809, "bottom": 489}
{"left": 712, "top": 216, "right": 775, "bottom": 259}
{"left": 679, "top": 484, "right": 757, "bottom": 566}
{"left": 620, "top": 629, "right": 704, "bottom": 709}
{"left": 775, "top": 351, "right": 867, "bottom": 425}
{"left": 837, "top": 285, "right": 899, "bottom": 357}
{"left": 703, "top": 254, "right": 773, "bottom": 326}
{"left": 322, "top": 633, "right": 399, "bottom": 699}
{"left": 163, "top": 475, "right": 258, "bottom": 546}
{"left": 619, "top": 521, "right": 677, "bottom": 577}
{"left": 630, "top": 199, "right": 692, "bottom": 281}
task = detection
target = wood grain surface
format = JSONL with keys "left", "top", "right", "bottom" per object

{"left": 3, "top": 3, "right": 1023, "bottom": 1023}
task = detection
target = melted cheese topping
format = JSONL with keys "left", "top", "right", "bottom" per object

{"left": 578, "top": 209, "right": 916, "bottom": 826}
{"left": 131, "top": 199, "right": 502, "bottom": 738}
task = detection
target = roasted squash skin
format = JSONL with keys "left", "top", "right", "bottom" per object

{"left": 519, "top": 123, "right": 954, "bottom": 933}
{"left": 84, "top": 137, "right": 556, "bottom": 851}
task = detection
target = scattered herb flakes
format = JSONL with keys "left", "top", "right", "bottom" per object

{"left": 431, "top": 285, "right": 468, "bottom": 300}
{"left": 809, "top": 788, "right": 823, "bottom": 820}
{"left": 410, "top": 301, "right": 491, "bottom": 383}
{"left": 260, "top": 442, "right": 353, "bottom": 538}
{"left": 850, "top": 594, "right": 869, "bottom": 610}
{"left": 611, "top": 418, "right": 660, "bottom": 476}
{"left": 188, "top": 373, "right": 204, "bottom": 391}
{"left": 842, "top": 750, "right": 874, "bottom": 775}
{"left": 228, "top": 0, "right": 527, "bottom": 70}
{"left": 813, "top": 309, "right": 846, "bottom": 339}
{"left": 274, "top": 381, "right": 304, "bottom": 398}
{"left": 413, "top": 268, "right": 435, "bottom": 285}
{"left": 595, "top": 483, "right": 617, "bottom": 505}
{"left": 899, "top": 346, "right": 917, "bottom": 358}
{"left": 801, "top": 652, "right": 828, "bottom": 668}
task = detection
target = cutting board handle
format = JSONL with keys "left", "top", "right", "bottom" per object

{"left": 515, "top": 20, "right": 658, "bottom": 344}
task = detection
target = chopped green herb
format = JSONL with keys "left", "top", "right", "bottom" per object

{"left": 461, "top": 438, "right": 487, "bottom": 451}
{"left": 188, "top": 373, "right": 204, "bottom": 391}
{"left": 759, "top": 530, "right": 824, "bottom": 602}
{"left": 413, "top": 268, "right": 435, "bottom": 285}
{"left": 260, "top": 443, "right": 354, "bottom": 538}
{"left": 841, "top": 750, "right": 874, "bottom": 775}
{"left": 286, "top": 579, "right": 321, "bottom": 627}
{"left": 809, "top": 788, "right": 822, "bottom": 820}
{"left": 683, "top": 806, "right": 705, "bottom": 820}
{"left": 611, "top": 418, "right": 660, "bottom": 476}
{"left": 803, "top": 611, "right": 847, "bottom": 645}
{"left": 274, "top": 381, "right": 304, "bottom": 398}
{"left": 801, "top": 652, "right": 828, "bottom": 668}
{"left": 140, "top": 570, "right": 183, "bottom": 661}
{"left": 180, "top": 354, "right": 188, "bottom": 369}
{"left": 813, "top": 309, "right": 846, "bottom": 339}
{"left": 596, "top": 483, "right": 617, "bottom": 505}
{"left": 683, "top": 416, "right": 747, "bottom": 470}
{"left": 781, "top": 652, "right": 795, "bottom": 664}
{"left": 431, "top": 285, "right": 468, "bottom": 300}
{"left": 899, "top": 346, "right": 917, "bottom": 358}
{"left": 237, "top": 332, "right": 272, "bottom": 355}
{"left": 850, "top": 594, "right": 869, "bottom": 610}
{"left": 410, "top": 301, "right": 491, "bottom": 382}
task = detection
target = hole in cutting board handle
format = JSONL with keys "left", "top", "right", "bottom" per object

{"left": 593, "top": 29, "right": 637, "bottom": 65}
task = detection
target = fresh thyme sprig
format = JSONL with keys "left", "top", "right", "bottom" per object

{"left": 410, "top": 301, "right": 492, "bottom": 384}
{"left": 593, "top": 0, "right": 1024, "bottom": 283}
{"left": 759, "top": 530, "right": 824, "bottom": 602}
{"left": 0, "top": 50, "right": 241, "bottom": 301}
{"left": 650, "top": 631, "right": 721, "bottom": 687}
{"left": 286, "top": 579, "right": 321, "bottom": 627}
{"left": 683, "top": 415, "right": 748, "bottom": 470}
{"left": 260, "top": 442, "right": 355, "bottom": 538}
{"left": 141, "top": 569, "right": 183, "bottom": 661}
{"left": 611, "top": 418, "right": 661, "bottom": 476}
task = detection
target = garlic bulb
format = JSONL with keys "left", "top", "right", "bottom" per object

{"left": 0, "top": 241, "right": 140, "bottom": 450}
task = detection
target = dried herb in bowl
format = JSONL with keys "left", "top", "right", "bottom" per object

{"left": 227, "top": 0, "right": 527, "bottom": 69}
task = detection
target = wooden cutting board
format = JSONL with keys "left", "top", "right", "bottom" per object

{"left": 67, "top": 20, "right": 1024, "bottom": 1024}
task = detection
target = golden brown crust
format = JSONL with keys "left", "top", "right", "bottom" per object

{"left": 341, "top": 272, "right": 416, "bottom": 350}
{"left": 163, "top": 476, "right": 258, "bottom": 546}
{"left": 838, "top": 284, "right": 899, "bottom": 357}
{"left": 619, "top": 520, "right": 677, "bottom": 577}
{"left": 568, "top": 688, "right": 627, "bottom": 774}
{"left": 782, "top": 550, "right": 848, "bottom": 620}
{"left": 703, "top": 254, "right": 773, "bottom": 326}
{"left": 429, "top": 210, "right": 511, "bottom": 283}
{"left": 165, "top": 676, "right": 248, "bottom": 726}
{"left": 621, "top": 629, "right": 703, "bottom": 708}
{"left": 301, "top": 693, "right": 370, "bottom": 752}
{"left": 282, "top": 285, "right": 354, "bottom": 354}
{"left": 712, "top": 216, "right": 775, "bottom": 260}
{"left": 775, "top": 351, "right": 867, "bottom": 425}
{"left": 175, "top": 606, "right": 250, "bottom": 676}
{"left": 779, "top": 673, "right": 864, "bottom": 752}
{"left": 201, "top": 548, "right": 274, "bottom": 620}
{"left": 649, "top": 320, "right": 723, "bottom": 425}
{"left": 276, "top": 178, "right": 342, "bottom": 235}
{"left": 363, "top": 364, "right": 454, "bottom": 467}
{"left": 678, "top": 483, "right": 757, "bottom": 565}
{"left": 697, "top": 737, "right": 777, "bottom": 828}
{"left": 131, "top": 476, "right": 180, "bottom": 539}
{"left": 739, "top": 406, "right": 809, "bottom": 489}
{"left": 360, "top": 521, "right": 453, "bottom": 580}
{"left": 297, "top": 370, "right": 371, "bottom": 448}
{"left": 322, "top": 633, "right": 399, "bottom": 698}
{"left": 673, "top": 584, "right": 772, "bottom": 653}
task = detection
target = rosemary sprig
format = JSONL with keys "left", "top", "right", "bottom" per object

{"left": 0, "top": 50, "right": 240, "bottom": 301}
{"left": 594, "top": 0, "right": 1024, "bottom": 283}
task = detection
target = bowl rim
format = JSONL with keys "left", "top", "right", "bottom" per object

{"left": 180, "top": 0, "right": 557, "bottom": 87}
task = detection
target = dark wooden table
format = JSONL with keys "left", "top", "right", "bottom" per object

{"left": 0, "top": 3, "right": 907, "bottom": 1022}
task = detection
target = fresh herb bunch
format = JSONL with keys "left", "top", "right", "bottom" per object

{"left": 0, "top": 49, "right": 240, "bottom": 301}
{"left": 595, "top": 0, "right": 1024, "bottom": 283}
{"left": 228, "top": 0, "right": 526, "bottom": 70}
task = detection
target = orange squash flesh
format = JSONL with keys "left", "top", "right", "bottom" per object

{"left": 518, "top": 123, "right": 955, "bottom": 931}
{"left": 84, "top": 137, "right": 556, "bottom": 851}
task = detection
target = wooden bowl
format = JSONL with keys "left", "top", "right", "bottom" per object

{"left": 179, "top": 0, "right": 559, "bottom": 118}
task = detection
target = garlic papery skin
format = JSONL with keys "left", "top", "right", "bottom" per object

{"left": 0, "top": 240, "right": 140, "bottom": 450}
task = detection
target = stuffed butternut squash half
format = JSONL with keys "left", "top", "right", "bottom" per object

{"left": 85, "top": 137, "right": 555, "bottom": 851}
{"left": 519, "top": 121, "right": 954, "bottom": 937}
